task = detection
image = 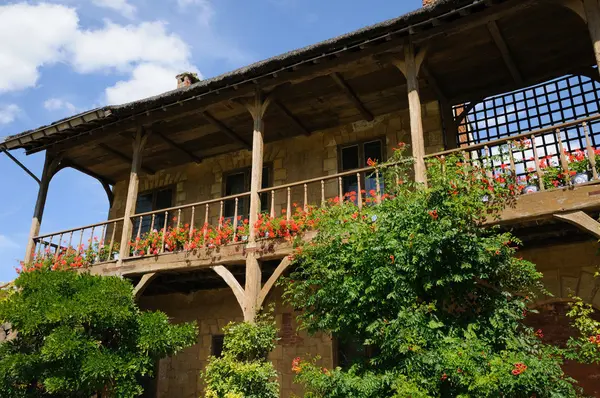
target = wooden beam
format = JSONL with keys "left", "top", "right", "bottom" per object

{"left": 102, "top": 180, "right": 114, "bottom": 208}
{"left": 271, "top": 100, "right": 311, "bottom": 136}
{"left": 584, "top": 0, "right": 600, "bottom": 75}
{"left": 330, "top": 72, "right": 374, "bottom": 121}
{"left": 487, "top": 20, "right": 523, "bottom": 85}
{"left": 401, "top": 42, "right": 427, "bottom": 184}
{"left": 61, "top": 159, "right": 117, "bottom": 186}
{"left": 201, "top": 111, "right": 251, "bottom": 150}
{"left": 24, "top": 153, "right": 61, "bottom": 264}
{"left": 118, "top": 129, "right": 149, "bottom": 263}
{"left": 412, "top": 0, "right": 536, "bottom": 45}
{"left": 212, "top": 265, "right": 246, "bottom": 313}
{"left": 98, "top": 143, "right": 155, "bottom": 175}
{"left": 257, "top": 256, "right": 291, "bottom": 310}
{"left": 421, "top": 65, "right": 448, "bottom": 104}
{"left": 133, "top": 272, "right": 157, "bottom": 299}
{"left": 553, "top": 211, "right": 600, "bottom": 239}
{"left": 243, "top": 88, "right": 271, "bottom": 322}
{"left": 155, "top": 131, "right": 202, "bottom": 163}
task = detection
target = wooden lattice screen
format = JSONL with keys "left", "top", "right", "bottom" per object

{"left": 453, "top": 74, "right": 600, "bottom": 179}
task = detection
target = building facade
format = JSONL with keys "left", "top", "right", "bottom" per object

{"left": 4, "top": 0, "right": 600, "bottom": 396}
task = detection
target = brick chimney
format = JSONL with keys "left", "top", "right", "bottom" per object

{"left": 422, "top": 0, "right": 439, "bottom": 6}
{"left": 176, "top": 72, "right": 200, "bottom": 88}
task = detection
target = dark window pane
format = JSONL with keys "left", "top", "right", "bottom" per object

{"left": 342, "top": 175, "right": 359, "bottom": 198}
{"left": 135, "top": 189, "right": 173, "bottom": 235}
{"left": 225, "top": 172, "right": 246, "bottom": 218}
{"left": 337, "top": 337, "right": 367, "bottom": 368}
{"left": 341, "top": 145, "right": 359, "bottom": 171}
{"left": 155, "top": 189, "right": 173, "bottom": 210}
{"left": 135, "top": 193, "right": 153, "bottom": 214}
{"left": 134, "top": 193, "right": 154, "bottom": 235}
{"left": 212, "top": 335, "right": 225, "bottom": 358}
{"left": 364, "top": 140, "right": 382, "bottom": 165}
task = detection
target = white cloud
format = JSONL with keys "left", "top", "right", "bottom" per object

{"left": 0, "top": 3, "right": 199, "bottom": 104}
{"left": 105, "top": 63, "right": 191, "bottom": 105}
{"left": 0, "top": 235, "right": 19, "bottom": 250}
{"left": 0, "top": 104, "right": 21, "bottom": 125}
{"left": 0, "top": 3, "right": 78, "bottom": 92}
{"left": 174, "top": 0, "right": 215, "bottom": 27}
{"left": 43, "top": 98, "right": 78, "bottom": 114}
{"left": 91, "top": 0, "right": 136, "bottom": 19}
{"left": 70, "top": 21, "right": 192, "bottom": 73}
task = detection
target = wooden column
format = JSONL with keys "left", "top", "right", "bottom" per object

{"left": 392, "top": 42, "right": 428, "bottom": 184}
{"left": 244, "top": 89, "right": 271, "bottom": 322}
{"left": 118, "top": 128, "right": 149, "bottom": 263}
{"left": 584, "top": 0, "right": 600, "bottom": 73}
{"left": 24, "top": 153, "right": 60, "bottom": 264}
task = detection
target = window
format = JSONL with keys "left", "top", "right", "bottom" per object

{"left": 339, "top": 139, "right": 383, "bottom": 196}
{"left": 134, "top": 187, "right": 173, "bottom": 235}
{"left": 335, "top": 336, "right": 379, "bottom": 368}
{"left": 211, "top": 335, "right": 225, "bottom": 358}
{"left": 223, "top": 167, "right": 271, "bottom": 221}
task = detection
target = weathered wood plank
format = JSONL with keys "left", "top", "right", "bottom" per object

{"left": 487, "top": 20, "right": 523, "bottom": 85}
{"left": 330, "top": 72, "right": 374, "bottom": 121}
{"left": 553, "top": 211, "right": 600, "bottom": 239}
{"left": 498, "top": 182, "right": 600, "bottom": 224}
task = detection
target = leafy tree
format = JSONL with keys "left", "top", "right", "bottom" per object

{"left": 203, "top": 315, "right": 279, "bottom": 398}
{"left": 283, "top": 148, "right": 586, "bottom": 397}
{"left": 0, "top": 268, "right": 197, "bottom": 397}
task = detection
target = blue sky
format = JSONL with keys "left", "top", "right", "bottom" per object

{"left": 0, "top": 0, "right": 423, "bottom": 281}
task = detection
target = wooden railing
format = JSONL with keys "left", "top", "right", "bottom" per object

{"left": 32, "top": 218, "right": 124, "bottom": 265}
{"left": 425, "top": 114, "right": 600, "bottom": 190}
{"left": 29, "top": 114, "right": 600, "bottom": 266}
{"left": 123, "top": 166, "right": 384, "bottom": 259}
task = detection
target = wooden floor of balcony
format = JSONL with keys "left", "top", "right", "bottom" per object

{"left": 90, "top": 232, "right": 316, "bottom": 277}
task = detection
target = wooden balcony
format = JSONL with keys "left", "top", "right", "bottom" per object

{"left": 28, "top": 115, "right": 600, "bottom": 279}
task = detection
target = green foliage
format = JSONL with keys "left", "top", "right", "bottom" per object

{"left": 203, "top": 315, "right": 279, "bottom": 398}
{"left": 283, "top": 147, "right": 585, "bottom": 397}
{"left": 0, "top": 269, "right": 197, "bottom": 397}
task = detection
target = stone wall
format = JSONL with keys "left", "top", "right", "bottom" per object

{"left": 519, "top": 240, "right": 600, "bottom": 396}
{"left": 139, "top": 288, "right": 332, "bottom": 398}
{"left": 107, "top": 101, "right": 445, "bottom": 223}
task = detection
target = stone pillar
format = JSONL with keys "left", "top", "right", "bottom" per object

{"left": 24, "top": 153, "right": 60, "bottom": 264}
{"left": 118, "top": 128, "right": 149, "bottom": 263}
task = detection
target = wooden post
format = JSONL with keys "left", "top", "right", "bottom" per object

{"left": 584, "top": 0, "right": 600, "bottom": 73}
{"left": 392, "top": 42, "right": 428, "bottom": 184}
{"left": 244, "top": 88, "right": 271, "bottom": 322}
{"left": 24, "top": 152, "right": 60, "bottom": 264}
{"left": 118, "top": 128, "right": 149, "bottom": 263}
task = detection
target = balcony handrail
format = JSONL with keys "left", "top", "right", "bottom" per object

{"left": 130, "top": 165, "right": 385, "bottom": 220}
{"left": 132, "top": 191, "right": 252, "bottom": 219}
{"left": 34, "top": 217, "right": 125, "bottom": 240}
{"left": 258, "top": 165, "right": 379, "bottom": 193}
{"left": 424, "top": 113, "right": 600, "bottom": 159}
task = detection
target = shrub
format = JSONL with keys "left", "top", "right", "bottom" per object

{"left": 0, "top": 268, "right": 197, "bottom": 397}
{"left": 282, "top": 146, "right": 586, "bottom": 397}
{"left": 203, "top": 315, "right": 279, "bottom": 398}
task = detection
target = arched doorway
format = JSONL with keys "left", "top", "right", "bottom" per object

{"left": 525, "top": 300, "right": 600, "bottom": 397}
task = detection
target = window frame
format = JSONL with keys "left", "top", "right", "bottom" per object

{"left": 337, "top": 138, "right": 386, "bottom": 196}
{"left": 337, "top": 137, "right": 386, "bottom": 172}
{"left": 221, "top": 163, "right": 273, "bottom": 219}
{"left": 133, "top": 185, "right": 175, "bottom": 235}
